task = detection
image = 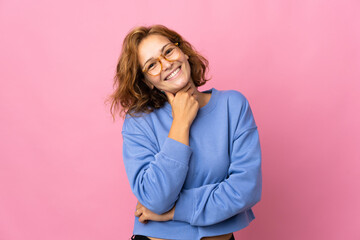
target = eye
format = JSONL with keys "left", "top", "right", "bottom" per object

{"left": 164, "top": 47, "right": 175, "bottom": 56}
{"left": 147, "top": 62, "right": 156, "bottom": 70}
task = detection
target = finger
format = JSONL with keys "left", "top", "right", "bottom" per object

{"left": 164, "top": 91, "right": 174, "bottom": 102}
{"left": 139, "top": 214, "right": 147, "bottom": 224}
{"left": 134, "top": 209, "right": 141, "bottom": 217}
{"left": 185, "top": 89, "right": 196, "bottom": 99}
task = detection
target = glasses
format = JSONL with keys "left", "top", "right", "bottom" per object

{"left": 142, "top": 42, "right": 181, "bottom": 76}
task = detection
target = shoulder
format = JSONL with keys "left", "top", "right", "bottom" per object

{"left": 122, "top": 111, "right": 153, "bottom": 135}
{"left": 215, "top": 88, "right": 257, "bottom": 130}
{"left": 215, "top": 88, "right": 249, "bottom": 108}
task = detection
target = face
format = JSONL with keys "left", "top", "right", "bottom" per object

{"left": 137, "top": 34, "right": 192, "bottom": 94}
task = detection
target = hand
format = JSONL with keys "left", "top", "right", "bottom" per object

{"left": 135, "top": 201, "right": 175, "bottom": 224}
{"left": 163, "top": 81, "right": 199, "bottom": 127}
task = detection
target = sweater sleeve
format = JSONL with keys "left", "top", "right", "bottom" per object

{"left": 122, "top": 116, "right": 192, "bottom": 215}
{"left": 172, "top": 95, "right": 262, "bottom": 226}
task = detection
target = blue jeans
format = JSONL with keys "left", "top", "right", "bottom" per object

{"left": 131, "top": 233, "right": 235, "bottom": 240}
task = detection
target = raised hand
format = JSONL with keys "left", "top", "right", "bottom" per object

{"left": 135, "top": 201, "right": 175, "bottom": 224}
{"left": 163, "top": 81, "right": 199, "bottom": 128}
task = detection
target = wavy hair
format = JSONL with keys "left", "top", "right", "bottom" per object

{"left": 105, "top": 24, "right": 211, "bottom": 121}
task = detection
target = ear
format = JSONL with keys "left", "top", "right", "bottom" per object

{"left": 185, "top": 54, "right": 189, "bottom": 60}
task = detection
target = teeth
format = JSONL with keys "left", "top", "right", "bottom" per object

{"left": 166, "top": 67, "right": 180, "bottom": 80}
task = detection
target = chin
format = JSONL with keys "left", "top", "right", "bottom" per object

{"left": 170, "top": 80, "right": 189, "bottom": 93}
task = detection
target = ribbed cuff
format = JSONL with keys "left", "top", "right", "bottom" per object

{"left": 161, "top": 137, "right": 192, "bottom": 166}
{"left": 173, "top": 188, "right": 195, "bottom": 223}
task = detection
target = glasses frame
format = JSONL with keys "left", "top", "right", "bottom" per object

{"left": 141, "top": 42, "right": 180, "bottom": 77}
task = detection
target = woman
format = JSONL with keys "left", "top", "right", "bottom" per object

{"left": 107, "top": 24, "right": 262, "bottom": 240}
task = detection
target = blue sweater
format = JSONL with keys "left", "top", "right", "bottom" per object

{"left": 122, "top": 88, "right": 262, "bottom": 240}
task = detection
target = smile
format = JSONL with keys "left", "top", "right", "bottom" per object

{"left": 165, "top": 66, "right": 181, "bottom": 80}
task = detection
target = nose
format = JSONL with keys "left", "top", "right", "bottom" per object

{"left": 159, "top": 56, "right": 172, "bottom": 70}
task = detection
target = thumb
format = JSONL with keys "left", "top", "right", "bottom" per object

{"left": 163, "top": 90, "right": 174, "bottom": 103}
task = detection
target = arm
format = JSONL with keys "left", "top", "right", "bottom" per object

{"left": 124, "top": 82, "right": 199, "bottom": 216}
{"left": 172, "top": 97, "right": 262, "bottom": 226}
{"left": 135, "top": 200, "right": 176, "bottom": 224}
{"left": 122, "top": 117, "right": 192, "bottom": 215}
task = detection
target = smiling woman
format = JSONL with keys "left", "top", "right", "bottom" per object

{"left": 107, "top": 24, "right": 210, "bottom": 119}
{"left": 106, "top": 24, "right": 262, "bottom": 240}
{"left": 137, "top": 35, "right": 191, "bottom": 93}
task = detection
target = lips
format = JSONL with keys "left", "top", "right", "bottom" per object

{"left": 165, "top": 66, "right": 181, "bottom": 80}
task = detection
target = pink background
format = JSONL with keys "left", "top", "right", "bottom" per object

{"left": 1, "top": 0, "right": 359, "bottom": 239}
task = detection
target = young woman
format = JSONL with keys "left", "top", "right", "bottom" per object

{"left": 107, "top": 24, "right": 262, "bottom": 240}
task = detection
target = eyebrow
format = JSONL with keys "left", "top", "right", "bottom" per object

{"left": 142, "top": 42, "right": 173, "bottom": 69}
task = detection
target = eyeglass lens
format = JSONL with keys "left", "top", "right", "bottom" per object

{"left": 145, "top": 44, "right": 180, "bottom": 76}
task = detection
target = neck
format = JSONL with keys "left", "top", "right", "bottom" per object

{"left": 193, "top": 89, "right": 211, "bottom": 108}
